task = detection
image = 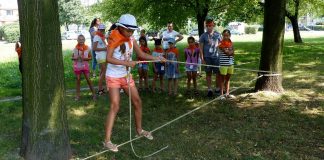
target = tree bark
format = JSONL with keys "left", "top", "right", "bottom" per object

{"left": 286, "top": 0, "right": 302, "bottom": 43}
{"left": 288, "top": 16, "right": 303, "bottom": 43}
{"left": 195, "top": 0, "right": 209, "bottom": 36}
{"left": 255, "top": 0, "right": 285, "bottom": 92}
{"left": 18, "top": 0, "right": 71, "bottom": 159}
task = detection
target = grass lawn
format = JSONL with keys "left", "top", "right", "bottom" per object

{"left": 0, "top": 37, "right": 323, "bottom": 159}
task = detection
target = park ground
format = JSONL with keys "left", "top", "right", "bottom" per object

{"left": 0, "top": 31, "right": 323, "bottom": 159}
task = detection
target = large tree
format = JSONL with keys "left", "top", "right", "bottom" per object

{"left": 17, "top": 0, "right": 71, "bottom": 159}
{"left": 255, "top": 0, "right": 286, "bottom": 92}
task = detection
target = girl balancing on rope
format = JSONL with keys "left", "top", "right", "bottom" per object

{"left": 104, "top": 14, "right": 165, "bottom": 152}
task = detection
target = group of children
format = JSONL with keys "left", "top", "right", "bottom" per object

{"left": 71, "top": 27, "right": 235, "bottom": 100}
{"left": 136, "top": 36, "right": 200, "bottom": 96}
{"left": 69, "top": 14, "right": 235, "bottom": 152}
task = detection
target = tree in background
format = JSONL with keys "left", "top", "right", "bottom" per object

{"left": 255, "top": 0, "right": 286, "bottom": 92}
{"left": 285, "top": 0, "right": 324, "bottom": 43}
{"left": 17, "top": 0, "right": 71, "bottom": 159}
{"left": 94, "top": 0, "right": 261, "bottom": 36}
{"left": 58, "top": 0, "right": 89, "bottom": 30}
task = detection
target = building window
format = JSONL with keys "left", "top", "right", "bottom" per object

{"left": 6, "top": 10, "right": 13, "bottom": 15}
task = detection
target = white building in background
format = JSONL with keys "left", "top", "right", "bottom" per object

{"left": 0, "top": 0, "right": 101, "bottom": 26}
{"left": 0, "top": 0, "right": 19, "bottom": 26}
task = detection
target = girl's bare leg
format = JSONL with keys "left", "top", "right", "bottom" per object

{"left": 105, "top": 88, "right": 121, "bottom": 142}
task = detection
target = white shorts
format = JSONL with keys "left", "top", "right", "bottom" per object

{"left": 96, "top": 52, "right": 107, "bottom": 64}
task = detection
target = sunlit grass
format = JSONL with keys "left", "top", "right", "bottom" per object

{"left": 0, "top": 37, "right": 323, "bottom": 159}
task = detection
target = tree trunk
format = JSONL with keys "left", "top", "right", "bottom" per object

{"left": 289, "top": 16, "right": 303, "bottom": 43}
{"left": 18, "top": 0, "right": 71, "bottom": 159}
{"left": 195, "top": 1, "right": 209, "bottom": 36}
{"left": 286, "top": 0, "right": 302, "bottom": 43}
{"left": 255, "top": 0, "right": 285, "bottom": 92}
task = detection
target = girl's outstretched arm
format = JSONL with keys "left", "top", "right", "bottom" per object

{"left": 133, "top": 39, "right": 165, "bottom": 62}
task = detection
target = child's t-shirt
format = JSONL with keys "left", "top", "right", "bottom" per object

{"left": 219, "top": 40, "right": 234, "bottom": 66}
{"left": 106, "top": 30, "right": 134, "bottom": 78}
{"left": 199, "top": 31, "right": 222, "bottom": 58}
{"left": 137, "top": 46, "right": 150, "bottom": 64}
{"left": 93, "top": 35, "right": 107, "bottom": 56}
{"left": 72, "top": 44, "right": 91, "bottom": 71}
{"left": 184, "top": 47, "right": 200, "bottom": 68}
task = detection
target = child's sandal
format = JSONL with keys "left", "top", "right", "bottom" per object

{"left": 136, "top": 129, "right": 153, "bottom": 140}
{"left": 97, "top": 89, "right": 105, "bottom": 96}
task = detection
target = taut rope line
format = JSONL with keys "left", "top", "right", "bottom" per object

{"left": 80, "top": 74, "right": 263, "bottom": 160}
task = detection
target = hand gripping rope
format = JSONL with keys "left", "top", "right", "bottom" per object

{"left": 79, "top": 59, "right": 268, "bottom": 160}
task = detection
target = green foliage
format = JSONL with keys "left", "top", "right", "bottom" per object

{"left": 94, "top": 0, "right": 264, "bottom": 30}
{"left": 245, "top": 26, "right": 257, "bottom": 34}
{"left": 58, "top": 0, "right": 89, "bottom": 26}
{"left": 308, "top": 25, "right": 324, "bottom": 30}
{"left": 1, "top": 23, "right": 20, "bottom": 43}
{"left": 209, "top": 0, "right": 263, "bottom": 25}
{"left": 0, "top": 26, "right": 4, "bottom": 40}
{"left": 286, "top": 0, "right": 324, "bottom": 18}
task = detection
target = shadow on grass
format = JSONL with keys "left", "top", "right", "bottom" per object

{"left": 63, "top": 88, "right": 324, "bottom": 159}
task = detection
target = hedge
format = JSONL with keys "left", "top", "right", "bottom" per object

{"left": 245, "top": 26, "right": 257, "bottom": 34}
{"left": 307, "top": 25, "right": 324, "bottom": 31}
{"left": 1, "top": 23, "right": 20, "bottom": 43}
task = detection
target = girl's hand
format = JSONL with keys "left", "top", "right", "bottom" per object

{"left": 155, "top": 56, "right": 166, "bottom": 62}
{"left": 126, "top": 61, "right": 137, "bottom": 68}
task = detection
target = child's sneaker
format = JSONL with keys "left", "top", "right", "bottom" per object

{"left": 103, "top": 141, "right": 118, "bottom": 152}
{"left": 219, "top": 95, "right": 226, "bottom": 100}
{"left": 207, "top": 90, "right": 213, "bottom": 97}
{"left": 226, "top": 94, "right": 236, "bottom": 99}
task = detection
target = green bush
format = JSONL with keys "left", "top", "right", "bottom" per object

{"left": 0, "top": 26, "right": 4, "bottom": 40}
{"left": 245, "top": 26, "right": 256, "bottom": 34}
{"left": 307, "top": 25, "right": 324, "bottom": 31}
{"left": 2, "top": 23, "right": 20, "bottom": 43}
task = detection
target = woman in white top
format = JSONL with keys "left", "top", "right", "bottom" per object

{"left": 103, "top": 14, "right": 165, "bottom": 152}
{"left": 160, "top": 21, "right": 184, "bottom": 50}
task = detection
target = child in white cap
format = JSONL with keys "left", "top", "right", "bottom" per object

{"left": 104, "top": 14, "right": 165, "bottom": 152}
{"left": 93, "top": 24, "right": 107, "bottom": 96}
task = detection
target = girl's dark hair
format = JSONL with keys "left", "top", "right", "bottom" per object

{"left": 187, "top": 36, "right": 195, "bottom": 42}
{"left": 120, "top": 43, "right": 126, "bottom": 54}
{"left": 139, "top": 36, "right": 147, "bottom": 47}
{"left": 222, "top": 29, "right": 231, "bottom": 35}
{"left": 89, "top": 18, "right": 100, "bottom": 29}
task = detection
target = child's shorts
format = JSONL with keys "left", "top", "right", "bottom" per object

{"left": 138, "top": 63, "right": 148, "bottom": 71}
{"left": 204, "top": 57, "right": 219, "bottom": 74}
{"left": 220, "top": 65, "right": 234, "bottom": 75}
{"left": 96, "top": 52, "right": 107, "bottom": 64}
{"left": 153, "top": 63, "right": 165, "bottom": 75}
{"left": 106, "top": 76, "right": 135, "bottom": 89}
{"left": 74, "top": 69, "right": 89, "bottom": 75}
{"left": 185, "top": 65, "right": 198, "bottom": 72}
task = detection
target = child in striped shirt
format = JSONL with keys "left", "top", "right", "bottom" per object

{"left": 218, "top": 29, "right": 235, "bottom": 99}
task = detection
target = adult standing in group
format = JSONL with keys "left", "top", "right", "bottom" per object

{"left": 160, "top": 21, "right": 183, "bottom": 51}
{"left": 89, "top": 18, "right": 101, "bottom": 77}
{"left": 199, "top": 17, "right": 222, "bottom": 97}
